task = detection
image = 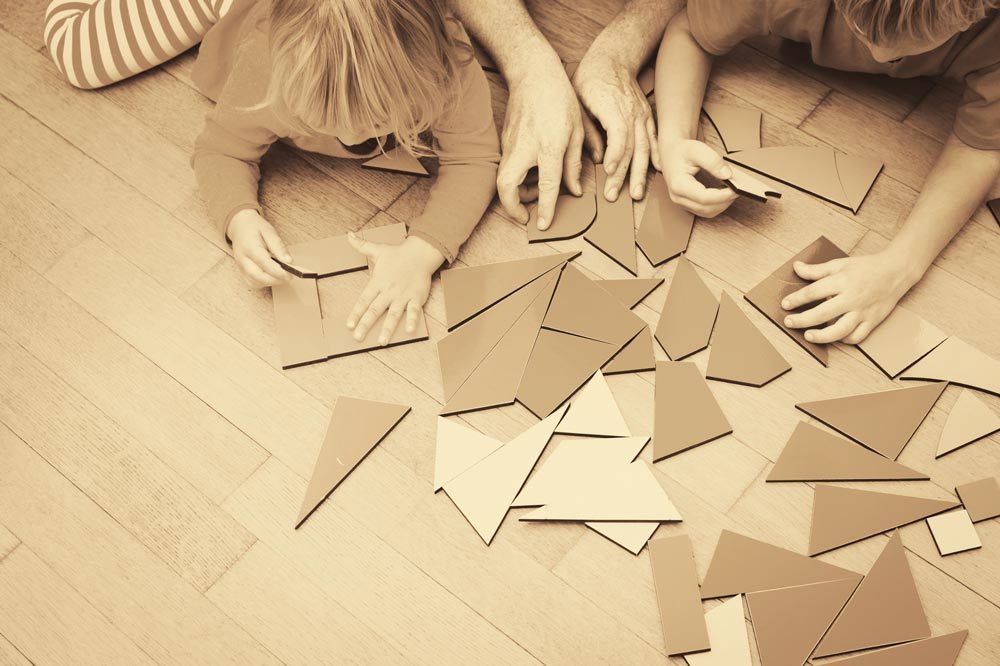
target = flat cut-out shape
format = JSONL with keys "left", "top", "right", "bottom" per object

{"left": 856, "top": 307, "right": 947, "bottom": 378}
{"left": 323, "top": 305, "right": 428, "bottom": 359}
{"left": 433, "top": 417, "right": 503, "bottom": 492}
{"left": 706, "top": 292, "right": 790, "bottom": 386}
{"left": 808, "top": 485, "right": 959, "bottom": 555}
{"left": 555, "top": 371, "right": 630, "bottom": 437}
{"left": 543, "top": 265, "right": 647, "bottom": 346}
{"left": 649, "top": 534, "right": 711, "bottom": 656}
{"left": 936, "top": 389, "right": 1000, "bottom": 457}
{"left": 767, "top": 422, "right": 928, "bottom": 482}
{"left": 955, "top": 477, "right": 1000, "bottom": 522}
{"left": 595, "top": 277, "right": 663, "bottom": 309}
{"left": 700, "top": 530, "right": 861, "bottom": 600}
{"left": 592, "top": 521, "right": 659, "bottom": 554}
{"left": 441, "top": 252, "right": 576, "bottom": 329}
{"left": 653, "top": 361, "right": 732, "bottom": 462}
{"left": 796, "top": 382, "right": 946, "bottom": 459}
{"left": 725, "top": 168, "right": 781, "bottom": 202}
{"left": 683, "top": 595, "right": 752, "bottom": 666}
{"left": 286, "top": 235, "right": 367, "bottom": 279}
{"left": 296, "top": 397, "right": 410, "bottom": 528}
{"left": 271, "top": 278, "right": 328, "bottom": 369}
{"left": 702, "top": 102, "right": 762, "bottom": 153}
{"left": 517, "top": 329, "right": 620, "bottom": 418}
{"left": 443, "top": 405, "right": 568, "bottom": 545}
{"left": 927, "top": 509, "right": 981, "bottom": 556}
{"left": 585, "top": 167, "right": 638, "bottom": 274}
{"left": 361, "top": 146, "right": 429, "bottom": 177}
{"left": 820, "top": 631, "right": 967, "bottom": 666}
{"left": 814, "top": 531, "right": 930, "bottom": 657}
{"left": 636, "top": 175, "right": 695, "bottom": 267}
{"left": 746, "top": 578, "right": 858, "bottom": 666}
{"left": 744, "top": 236, "right": 848, "bottom": 366}
{"left": 271, "top": 256, "right": 319, "bottom": 279}
{"left": 527, "top": 193, "right": 597, "bottom": 242}
{"left": 899, "top": 336, "right": 1000, "bottom": 396}
{"left": 603, "top": 328, "right": 656, "bottom": 374}
{"left": 655, "top": 257, "right": 719, "bottom": 360}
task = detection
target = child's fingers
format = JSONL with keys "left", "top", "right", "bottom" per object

{"left": 781, "top": 277, "right": 840, "bottom": 311}
{"left": 646, "top": 116, "right": 661, "bottom": 172}
{"left": 629, "top": 116, "right": 650, "bottom": 200}
{"left": 670, "top": 175, "right": 739, "bottom": 207}
{"left": 687, "top": 141, "right": 732, "bottom": 181}
{"left": 346, "top": 283, "right": 380, "bottom": 329}
{"left": 793, "top": 259, "right": 843, "bottom": 281}
{"left": 843, "top": 320, "right": 874, "bottom": 345}
{"left": 259, "top": 221, "right": 293, "bottom": 263}
{"left": 806, "top": 312, "right": 860, "bottom": 344}
{"left": 248, "top": 246, "right": 292, "bottom": 281}
{"left": 404, "top": 300, "right": 421, "bottom": 333}
{"left": 352, "top": 293, "right": 391, "bottom": 341}
{"left": 238, "top": 257, "right": 281, "bottom": 287}
{"left": 784, "top": 296, "right": 846, "bottom": 330}
{"left": 497, "top": 154, "right": 534, "bottom": 224}
{"left": 378, "top": 302, "right": 406, "bottom": 345}
{"left": 347, "top": 232, "right": 380, "bottom": 259}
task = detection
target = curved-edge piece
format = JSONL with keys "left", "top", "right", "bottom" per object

{"left": 702, "top": 102, "right": 762, "bottom": 153}
{"left": 527, "top": 193, "right": 597, "bottom": 242}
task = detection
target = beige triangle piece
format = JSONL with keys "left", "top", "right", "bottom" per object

{"left": 543, "top": 264, "right": 647, "bottom": 346}
{"left": 650, "top": 534, "right": 711, "bottom": 656}
{"left": 899, "top": 336, "right": 1000, "bottom": 396}
{"left": 725, "top": 168, "right": 781, "bottom": 202}
{"left": 684, "top": 595, "right": 752, "bottom": 666}
{"left": 834, "top": 151, "right": 884, "bottom": 213}
{"left": 700, "top": 530, "right": 862, "bottom": 600}
{"left": 527, "top": 193, "right": 597, "bottom": 242}
{"left": 746, "top": 577, "right": 859, "bottom": 666}
{"left": 955, "top": 476, "right": 1000, "bottom": 522}
{"left": 636, "top": 175, "right": 695, "bottom": 267}
{"left": 655, "top": 257, "right": 719, "bottom": 360}
{"left": 796, "top": 382, "right": 946, "bottom": 459}
{"left": 820, "top": 631, "right": 967, "bottom": 666}
{"left": 808, "top": 485, "right": 959, "bottom": 555}
{"left": 702, "top": 102, "right": 762, "bottom": 153}
{"left": 433, "top": 417, "right": 503, "bottom": 492}
{"left": 296, "top": 397, "right": 410, "bottom": 528}
{"left": 814, "top": 531, "right": 931, "bottom": 657}
{"left": 555, "top": 371, "right": 630, "bottom": 437}
{"left": 440, "top": 252, "right": 576, "bottom": 329}
{"left": 443, "top": 404, "right": 568, "bottom": 545}
{"left": 653, "top": 361, "right": 732, "bottom": 462}
{"left": 707, "top": 292, "right": 790, "bottom": 387}
{"left": 603, "top": 328, "right": 656, "bottom": 374}
{"left": 271, "top": 278, "right": 328, "bottom": 369}
{"left": 926, "top": 509, "right": 981, "bottom": 556}
{"left": 857, "top": 306, "right": 947, "bottom": 378}
{"left": 937, "top": 389, "right": 1000, "bottom": 457}
{"left": 767, "top": 422, "right": 928, "bottom": 482}
{"left": 595, "top": 277, "right": 663, "bottom": 309}
{"left": 287, "top": 235, "right": 367, "bottom": 279}
{"left": 585, "top": 167, "right": 637, "bottom": 274}
{"left": 361, "top": 146, "right": 429, "bottom": 177}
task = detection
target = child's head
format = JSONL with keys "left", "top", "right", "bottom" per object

{"left": 263, "top": 0, "right": 470, "bottom": 153}
{"left": 836, "top": 0, "right": 997, "bottom": 61}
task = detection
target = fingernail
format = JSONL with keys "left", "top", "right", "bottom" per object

{"left": 721, "top": 167, "right": 733, "bottom": 179}
{"left": 538, "top": 217, "right": 549, "bottom": 231}
{"left": 632, "top": 185, "right": 643, "bottom": 199}
{"left": 606, "top": 186, "right": 619, "bottom": 200}
{"left": 805, "top": 331, "right": 815, "bottom": 342}
{"left": 784, "top": 316, "right": 793, "bottom": 326}
{"left": 781, "top": 299, "right": 790, "bottom": 309}
{"left": 354, "top": 331, "right": 364, "bottom": 341}
{"left": 347, "top": 319, "right": 356, "bottom": 329}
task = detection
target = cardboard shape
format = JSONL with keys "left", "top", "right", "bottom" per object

{"left": 361, "top": 146, "right": 429, "bottom": 177}
{"left": 819, "top": 631, "right": 967, "bottom": 666}
{"left": 433, "top": 418, "right": 503, "bottom": 492}
{"left": 899, "top": 336, "right": 1000, "bottom": 396}
{"left": 936, "top": 388, "right": 1000, "bottom": 457}
{"left": 700, "top": 530, "right": 861, "bottom": 600}
{"left": 603, "top": 328, "right": 656, "bottom": 374}
{"left": 591, "top": 522, "right": 659, "bottom": 555}
{"left": 527, "top": 193, "right": 597, "bottom": 242}
{"left": 272, "top": 256, "right": 319, "bottom": 279}
{"left": 927, "top": 509, "right": 981, "bottom": 556}
{"left": 706, "top": 292, "right": 790, "bottom": 387}
{"left": 286, "top": 235, "right": 367, "bottom": 279}
{"left": 595, "top": 277, "right": 663, "bottom": 309}
{"left": 443, "top": 405, "right": 567, "bottom": 545}
{"left": 725, "top": 168, "right": 781, "bottom": 202}
{"left": 767, "top": 422, "right": 928, "bottom": 482}
{"left": 323, "top": 304, "right": 428, "bottom": 359}
{"left": 271, "top": 278, "right": 328, "bottom": 369}
{"left": 744, "top": 236, "right": 848, "bottom": 366}
{"left": 856, "top": 307, "right": 947, "bottom": 378}
{"left": 815, "top": 532, "right": 930, "bottom": 657}
{"left": 683, "top": 595, "right": 752, "bottom": 666}
{"left": 441, "top": 252, "right": 576, "bottom": 329}
{"left": 955, "top": 476, "right": 1000, "bottom": 522}
{"left": 655, "top": 257, "right": 719, "bottom": 360}
{"left": 650, "top": 534, "right": 711, "bottom": 656}
{"left": 746, "top": 578, "right": 858, "bottom": 666}
{"left": 636, "top": 175, "right": 695, "bottom": 267}
{"left": 808, "top": 485, "right": 959, "bottom": 555}
{"left": 555, "top": 371, "right": 630, "bottom": 437}
{"left": 296, "top": 397, "right": 410, "bottom": 528}
{"left": 585, "top": 167, "right": 637, "bottom": 274}
{"left": 796, "top": 382, "right": 946, "bottom": 460}
{"left": 543, "top": 265, "right": 647, "bottom": 346}
{"left": 653, "top": 361, "right": 732, "bottom": 461}
{"left": 989, "top": 198, "right": 1000, "bottom": 226}
{"left": 701, "top": 102, "right": 762, "bottom": 153}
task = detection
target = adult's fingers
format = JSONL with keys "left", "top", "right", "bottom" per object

{"left": 807, "top": 312, "right": 860, "bottom": 344}
{"left": 629, "top": 116, "right": 650, "bottom": 199}
{"left": 581, "top": 111, "right": 604, "bottom": 164}
{"left": 346, "top": 282, "right": 380, "bottom": 329}
{"left": 602, "top": 116, "right": 633, "bottom": 201}
{"left": 379, "top": 302, "right": 406, "bottom": 345}
{"left": 239, "top": 257, "right": 281, "bottom": 288}
{"left": 353, "top": 293, "right": 391, "bottom": 341}
{"left": 563, "top": 127, "right": 585, "bottom": 197}
{"left": 497, "top": 152, "right": 535, "bottom": 223}
{"left": 259, "top": 221, "right": 292, "bottom": 263}
{"left": 843, "top": 320, "right": 875, "bottom": 345}
{"left": 687, "top": 141, "right": 733, "bottom": 180}
{"left": 784, "top": 296, "right": 847, "bottom": 330}
{"left": 781, "top": 276, "right": 841, "bottom": 311}
{"left": 404, "top": 300, "right": 422, "bottom": 333}
{"left": 535, "top": 151, "right": 564, "bottom": 231}
{"left": 793, "top": 259, "right": 845, "bottom": 282}
{"left": 518, "top": 183, "right": 539, "bottom": 203}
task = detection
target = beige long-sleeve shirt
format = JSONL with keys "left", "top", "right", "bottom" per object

{"left": 190, "top": 0, "right": 500, "bottom": 262}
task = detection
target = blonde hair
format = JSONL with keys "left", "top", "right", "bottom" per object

{"left": 835, "top": 0, "right": 998, "bottom": 44}
{"left": 262, "top": 0, "right": 470, "bottom": 154}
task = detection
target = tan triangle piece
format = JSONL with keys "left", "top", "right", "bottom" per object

{"left": 595, "top": 277, "right": 663, "bottom": 309}
{"left": 700, "top": 530, "right": 862, "bottom": 600}
{"left": 684, "top": 595, "right": 752, "bottom": 666}
{"left": 707, "top": 292, "right": 790, "bottom": 386}
{"left": 555, "top": 371, "right": 630, "bottom": 437}
{"left": 361, "top": 146, "right": 429, "bottom": 177}
{"left": 653, "top": 361, "right": 732, "bottom": 462}
{"left": 796, "top": 382, "right": 946, "bottom": 459}
{"left": 650, "top": 534, "right": 711, "bottom": 656}
{"left": 636, "top": 175, "right": 695, "bottom": 267}
{"left": 725, "top": 168, "right": 781, "bottom": 202}
{"left": 746, "top": 577, "right": 859, "bottom": 666}
{"left": 814, "top": 532, "right": 930, "bottom": 656}
{"left": 857, "top": 307, "right": 947, "bottom": 378}
{"left": 543, "top": 265, "right": 647, "bottom": 346}
{"left": 585, "top": 167, "right": 637, "bottom": 274}
{"left": 271, "top": 278, "right": 328, "bottom": 369}
{"left": 834, "top": 151, "right": 884, "bottom": 213}
{"left": 287, "top": 235, "right": 367, "bottom": 279}
{"left": 443, "top": 404, "right": 568, "bottom": 545}
{"left": 899, "top": 336, "right": 1000, "bottom": 396}
{"left": 926, "top": 509, "right": 981, "bottom": 556}
{"left": 655, "top": 257, "right": 719, "bottom": 360}
{"left": 702, "top": 102, "right": 762, "bottom": 153}
{"left": 527, "top": 193, "right": 597, "bottom": 242}
{"left": 808, "top": 485, "right": 959, "bottom": 555}
{"left": 603, "top": 328, "right": 656, "bottom": 374}
{"left": 820, "top": 631, "right": 967, "bottom": 666}
{"left": 955, "top": 477, "right": 1000, "bottom": 522}
{"left": 937, "top": 389, "right": 1000, "bottom": 457}
{"left": 433, "top": 418, "right": 503, "bottom": 492}
{"left": 590, "top": 521, "right": 659, "bottom": 554}
{"left": 767, "top": 422, "right": 928, "bottom": 482}
{"left": 296, "top": 397, "right": 410, "bottom": 528}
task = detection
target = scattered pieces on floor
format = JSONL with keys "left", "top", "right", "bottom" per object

{"left": 856, "top": 306, "right": 947, "bottom": 378}
{"left": 817, "top": 631, "right": 967, "bottom": 666}
{"left": 555, "top": 371, "right": 631, "bottom": 437}
{"left": 683, "top": 595, "right": 752, "bottom": 666}
{"left": 899, "top": 335, "right": 1000, "bottom": 396}
{"left": 526, "top": 193, "right": 597, "bottom": 242}
{"left": 652, "top": 361, "right": 732, "bottom": 461}
{"left": 602, "top": 327, "right": 657, "bottom": 375}
{"left": 650, "top": 534, "right": 711, "bottom": 656}
{"left": 955, "top": 477, "right": 1000, "bottom": 522}
{"left": 361, "top": 146, "right": 429, "bottom": 177}
{"left": 701, "top": 102, "right": 762, "bottom": 153}
{"left": 706, "top": 292, "right": 790, "bottom": 387}
{"left": 594, "top": 277, "right": 663, "bottom": 309}
{"left": 585, "top": 166, "right": 638, "bottom": 274}
{"left": 433, "top": 417, "right": 503, "bottom": 492}
{"left": 936, "top": 388, "right": 1000, "bottom": 458}
{"left": 926, "top": 509, "right": 982, "bottom": 556}
{"left": 636, "top": 175, "right": 695, "bottom": 267}
{"left": 655, "top": 257, "right": 719, "bottom": 360}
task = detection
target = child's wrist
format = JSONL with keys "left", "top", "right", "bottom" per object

{"left": 881, "top": 244, "right": 925, "bottom": 290}
{"left": 402, "top": 235, "right": 446, "bottom": 271}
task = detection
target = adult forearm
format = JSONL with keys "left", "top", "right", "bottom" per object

{"left": 655, "top": 10, "right": 713, "bottom": 145}
{"left": 588, "top": 0, "right": 683, "bottom": 75}
{"left": 448, "top": 0, "right": 560, "bottom": 82}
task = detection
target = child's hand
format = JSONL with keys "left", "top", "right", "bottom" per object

{"left": 659, "top": 138, "right": 738, "bottom": 217}
{"left": 226, "top": 209, "right": 293, "bottom": 287}
{"left": 346, "top": 234, "right": 444, "bottom": 345}
{"left": 780, "top": 252, "right": 920, "bottom": 345}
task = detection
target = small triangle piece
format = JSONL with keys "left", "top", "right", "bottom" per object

{"left": 927, "top": 509, "right": 981, "bottom": 556}
{"left": 527, "top": 193, "right": 597, "bottom": 242}
{"left": 655, "top": 257, "right": 719, "bottom": 360}
{"left": 433, "top": 418, "right": 503, "bottom": 492}
{"left": 937, "top": 389, "right": 1000, "bottom": 457}
{"left": 808, "top": 485, "right": 959, "bottom": 555}
{"left": 683, "top": 596, "right": 752, "bottom": 666}
{"left": 585, "top": 167, "right": 637, "bottom": 274}
{"left": 899, "top": 336, "right": 1000, "bottom": 396}
{"left": 955, "top": 477, "right": 1000, "bottom": 522}
{"left": 650, "top": 534, "right": 711, "bottom": 656}
{"left": 814, "top": 531, "right": 931, "bottom": 657}
{"left": 702, "top": 102, "right": 762, "bottom": 153}
{"left": 543, "top": 265, "right": 646, "bottom": 346}
{"left": 361, "top": 146, "right": 429, "bottom": 177}
{"left": 707, "top": 292, "right": 790, "bottom": 386}
{"left": 603, "top": 328, "right": 656, "bottom": 374}
{"left": 595, "top": 277, "right": 663, "bottom": 309}
{"left": 636, "top": 175, "right": 695, "bottom": 267}
{"left": 857, "top": 306, "right": 947, "bottom": 378}
{"left": 820, "top": 631, "right": 967, "bottom": 666}
{"left": 555, "top": 371, "right": 630, "bottom": 437}
{"left": 296, "top": 397, "right": 410, "bottom": 528}
{"left": 834, "top": 151, "right": 884, "bottom": 214}
{"left": 653, "top": 361, "right": 732, "bottom": 462}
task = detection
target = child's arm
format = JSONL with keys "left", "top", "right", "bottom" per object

{"left": 782, "top": 135, "right": 1000, "bottom": 344}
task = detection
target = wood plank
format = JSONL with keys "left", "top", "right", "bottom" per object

{"left": 0, "top": 525, "right": 16, "bottom": 562}
{"left": 0, "top": 0, "right": 46, "bottom": 46}
{"left": 0, "top": 633, "right": 31, "bottom": 666}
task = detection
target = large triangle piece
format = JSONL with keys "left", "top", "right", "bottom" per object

{"left": 555, "top": 371, "right": 630, "bottom": 437}
{"left": 650, "top": 534, "right": 711, "bottom": 656}
{"left": 808, "top": 485, "right": 960, "bottom": 555}
{"left": 706, "top": 292, "right": 790, "bottom": 387}
{"left": 296, "top": 397, "right": 410, "bottom": 528}
{"left": 768, "top": 422, "right": 928, "bottom": 482}
{"left": 725, "top": 146, "right": 849, "bottom": 208}
{"left": 655, "top": 257, "right": 719, "bottom": 360}
{"left": 440, "top": 252, "right": 576, "bottom": 329}
{"left": 653, "top": 361, "right": 732, "bottom": 462}
{"left": 636, "top": 175, "right": 695, "bottom": 267}
{"left": 603, "top": 328, "right": 656, "bottom": 374}
{"left": 543, "top": 264, "right": 646, "bottom": 346}
{"left": 746, "top": 577, "right": 859, "bottom": 666}
{"left": 899, "top": 336, "right": 1000, "bottom": 396}
{"left": 937, "top": 389, "right": 1000, "bottom": 457}
{"left": 585, "top": 167, "right": 638, "bottom": 274}
{"left": 857, "top": 307, "right": 947, "bottom": 378}
{"left": 702, "top": 102, "right": 762, "bottom": 153}
{"left": 814, "top": 531, "right": 930, "bottom": 657}
{"left": 796, "top": 382, "right": 946, "bottom": 459}
{"left": 595, "top": 277, "right": 663, "bottom": 309}
{"left": 433, "top": 418, "right": 503, "bottom": 492}
{"left": 361, "top": 146, "right": 429, "bottom": 177}
{"left": 684, "top": 595, "right": 752, "bottom": 666}
{"left": 821, "top": 631, "right": 967, "bottom": 666}
{"left": 834, "top": 151, "right": 883, "bottom": 214}
{"left": 443, "top": 404, "right": 568, "bottom": 545}
{"left": 527, "top": 193, "right": 597, "bottom": 242}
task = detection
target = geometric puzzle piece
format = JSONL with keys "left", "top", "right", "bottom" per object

{"left": 683, "top": 595, "right": 752, "bottom": 666}
{"left": 585, "top": 166, "right": 638, "bottom": 274}
{"left": 702, "top": 102, "right": 762, "bottom": 153}
{"left": 899, "top": 336, "right": 1000, "bottom": 396}
{"left": 527, "top": 193, "right": 597, "bottom": 242}
{"left": 818, "top": 631, "right": 967, "bottom": 666}
{"left": 655, "top": 257, "right": 719, "bottom": 360}
{"left": 271, "top": 278, "right": 328, "bottom": 369}
{"left": 856, "top": 306, "right": 947, "bottom": 378}
{"left": 361, "top": 145, "right": 429, "bottom": 177}
{"left": 835, "top": 151, "right": 884, "bottom": 214}
{"left": 937, "top": 388, "right": 1000, "bottom": 458}
{"left": 286, "top": 234, "right": 367, "bottom": 279}
{"left": 653, "top": 361, "right": 732, "bottom": 462}
{"left": 322, "top": 296, "right": 428, "bottom": 358}
{"left": 706, "top": 292, "right": 791, "bottom": 386}
{"left": 955, "top": 476, "right": 1000, "bottom": 522}
{"left": 636, "top": 175, "right": 695, "bottom": 267}
{"left": 649, "top": 534, "right": 712, "bottom": 656}
{"left": 590, "top": 521, "right": 660, "bottom": 555}
{"left": 725, "top": 168, "right": 781, "bottom": 202}
{"left": 603, "top": 327, "right": 656, "bottom": 375}
{"left": 926, "top": 509, "right": 981, "bottom": 556}
{"left": 555, "top": 371, "right": 630, "bottom": 437}
{"left": 433, "top": 417, "right": 503, "bottom": 492}
{"left": 595, "top": 277, "right": 663, "bottom": 309}
{"left": 543, "top": 264, "right": 647, "bottom": 346}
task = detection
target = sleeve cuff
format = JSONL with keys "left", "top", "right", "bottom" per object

{"left": 407, "top": 228, "right": 455, "bottom": 265}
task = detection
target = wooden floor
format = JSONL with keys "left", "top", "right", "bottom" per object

{"left": 1, "top": 0, "right": 998, "bottom": 664}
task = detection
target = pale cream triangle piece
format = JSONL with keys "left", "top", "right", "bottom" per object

{"left": 937, "top": 389, "right": 1000, "bottom": 457}
{"left": 684, "top": 596, "right": 752, "bottom": 666}
{"left": 555, "top": 371, "right": 630, "bottom": 437}
{"left": 589, "top": 522, "right": 659, "bottom": 554}
{"left": 899, "top": 336, "right": 1000, "bottom": 396}
{"left": 433, "top": 417, "right": 503, "bottom": 492}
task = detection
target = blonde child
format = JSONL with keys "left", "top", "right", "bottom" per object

{"left": 44, "top": 0, "right": 500, "bottom": 345}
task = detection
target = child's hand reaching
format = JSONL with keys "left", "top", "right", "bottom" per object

{"left": 227, "top": 209, "right": 293, "bottom": 287}
{"left": 659, "top": 138, "right": 739, "bottom": 217}
{"left": 346, "top": 234, "right": 444, "bottom": 345}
